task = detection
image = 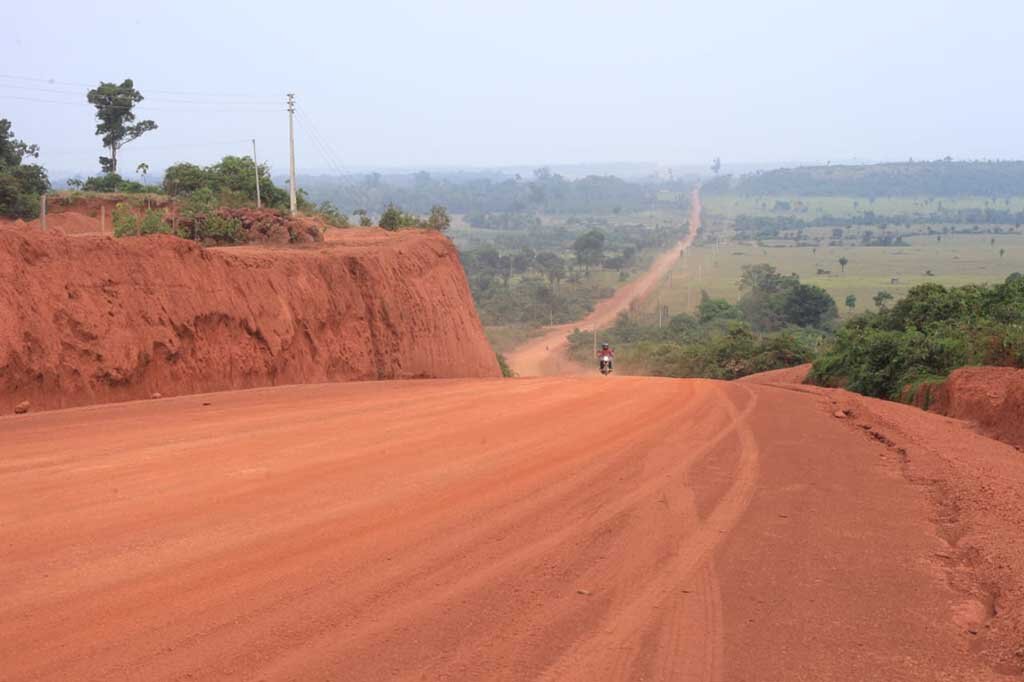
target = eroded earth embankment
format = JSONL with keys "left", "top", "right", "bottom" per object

{"left": 0, "top": 227, "right": 499, "bottom": 413}
{"left": 913, "top": 366, "right": 1024, "bottom": 449}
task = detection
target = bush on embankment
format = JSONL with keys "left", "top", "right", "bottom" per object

{"left": 810, "top": 275, "right": 1024, "bottom": 399}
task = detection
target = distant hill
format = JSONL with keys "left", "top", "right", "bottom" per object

{"left": 704, "top": 160, "right": 1024, "bottom": 198}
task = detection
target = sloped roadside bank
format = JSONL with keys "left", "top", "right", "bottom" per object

{"left": 748, "top": 380, "right": 1024, "bottom": 675}
{"left": 907, "top": 366, "right": 1024, "bottom": 450}
{"left": 0, "top": 227, "right": 499, "bottom": 413}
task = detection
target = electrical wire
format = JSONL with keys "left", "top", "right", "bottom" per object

{"left": 0, "top": 94, "right": 285, "bottom": 113}
{"left": 296, "top": 113, "right": 344, "bottom": 175}
{"left": 0, "top": 73, "right": 281, "bottom": 101}
{"left": 296, "top": 109, "right": 345, "bottom": 173}
{"left": 0, "top": 82, "right": 281, "bottom": 106}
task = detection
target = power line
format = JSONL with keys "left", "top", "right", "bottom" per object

{"left": 0, "top": 73, "right": 280, "bottom": 100}
{"left": 296, "top": 109, "right": 344, "bottom": 174}
{"left": 0, "top": 82, "right": 281, "bottom": 106}
{"left": 0, "top": 94, "right": 285, "bottom": 113}
{"left": 299, "top": 109, "right": 345, "bottom": 167}
{"left": 38, "top": 139, "right": 254, "bottom": 157}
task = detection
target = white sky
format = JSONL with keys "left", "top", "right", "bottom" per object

{"left": 2, "top": 0, "right": 1022, "bottom": 176}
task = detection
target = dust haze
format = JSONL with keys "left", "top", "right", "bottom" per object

{"left": 3, "top": 0, "right": 1023, "bottom": 175}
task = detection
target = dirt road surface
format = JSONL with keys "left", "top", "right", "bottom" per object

{"left": 506, "top": 189, "right": 702, "bottom": 377}
{"left": 4, "top": 185, "right": 1023, "bottom": 680}
{"left": 3, "top": 375, "right": 1021, "bottom": 680}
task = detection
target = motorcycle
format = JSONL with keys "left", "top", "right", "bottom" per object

{"left": 599, "top": 355, "right": 613, "bottom": 376}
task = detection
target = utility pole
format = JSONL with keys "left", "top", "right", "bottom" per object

{"left": 252, "top": 139, "right": 262, "bottom": 209}
{"left": 287, "top": 93, "right": 297, "bottom": 215}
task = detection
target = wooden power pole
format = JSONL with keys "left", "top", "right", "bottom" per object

{"left": 287, "top": 94, "right": 297, "bottom": 215}
{"left": 252, "top": 139, "right": 262, "bottom": 209}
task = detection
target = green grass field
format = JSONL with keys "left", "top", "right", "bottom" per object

{"left": 639, "top": 232, "right": 1024, "bottom": 319}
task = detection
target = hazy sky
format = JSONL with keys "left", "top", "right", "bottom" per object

{"left": 2, "top": 0, "right": 1021, "bottom": 176}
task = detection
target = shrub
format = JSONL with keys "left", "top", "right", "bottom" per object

{"left": 810, "top": 275, "right": 1024, "bottom": 398}
{"left": 112, "top": 203, "right": 137, "bottom": 237}
{"left": 139, "top": 209, "right": 169, "bottom": 235}
{"left": 496, "top": 353, "right": 516, "bottom": 377}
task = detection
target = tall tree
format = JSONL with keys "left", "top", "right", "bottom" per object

{"left": 87, "top": 79, "right": 158, "bottom": 174}
{"left": 845, "top": 294, "right": 857, "bottom": 312}
{"left": 573, "top": 229, "right": 606, "bottom": 274}
{"left": 838, "top": 256, "right": 849, "bottom": 274}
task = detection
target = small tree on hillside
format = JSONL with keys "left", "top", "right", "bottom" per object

{"left": 873, "top": 290, "right": 893, "bottom": 310}
{"left": 353, "top": 208, "right": 372, "bottom": 227}
{"left": 838, "top": 256, "right": 849, "bottom": 274}
{"left": 86, "top": 79, "right": 158, "bottom": 174}
{"left": 136, "top": 162, "right": 150, "bottom": 208}
{"left": 427, "top": 205, "right": 450, "bottom": 231}
{"left": 379, "top": 204, "right": 403, "bottom": 231}
{"left": 845, "top": 294, "right": 856, "bottom": 312}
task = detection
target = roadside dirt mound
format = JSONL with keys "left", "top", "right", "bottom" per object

{"left": 2, "top": 195, "right": 324, "bottom": 244}
{"left": 0, "top": 193, "right": 167, "bottom": 236}
{"left": 0, "top": 227, "right": 499, "bottom": 413}
{"left": 912, "top": 366, "right": 1024, "bottom": 449}
{"left": 737, "top": 363, "right": 812, "bottom": 385}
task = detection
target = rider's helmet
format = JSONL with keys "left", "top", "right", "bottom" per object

{"left": 601, "top": 342, "right": 610, "bottom": 350}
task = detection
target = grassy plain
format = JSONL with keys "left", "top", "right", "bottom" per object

{"left": 638, "top": 195, "right": 1024, "bottom": 319}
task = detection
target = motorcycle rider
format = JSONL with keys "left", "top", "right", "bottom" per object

{"left": 597, "top": 342, "right": 614, "bottom": 371}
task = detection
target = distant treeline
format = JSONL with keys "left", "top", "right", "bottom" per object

{"left": 299, "top": 168, "right": 690, "bottom": 215}
{"left": 704, "top": 160, "right": 1024, "bottom": 198}
{"left": 733, "top": 208, "right": 1024, "bottom": 241}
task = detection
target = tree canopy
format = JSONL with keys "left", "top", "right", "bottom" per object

{"left": 86, "top": 79, "right": 158, "bottom": 174}
{"left": 0, "top": 119, "right": 49, "bottom": 219}
{"left": 163, "top": 156, "right": 290, "bottom": 208}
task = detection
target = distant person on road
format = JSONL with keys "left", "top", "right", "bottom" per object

{"left": 597, "top": 342, "right": 614, "bottom": 371}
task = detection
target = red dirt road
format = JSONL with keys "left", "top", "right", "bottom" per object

{"left": 506, "top": 189, "right": 702, "bottom": 377}
{"left": 3, "top": 376, "right": 1020, "bottom": 680}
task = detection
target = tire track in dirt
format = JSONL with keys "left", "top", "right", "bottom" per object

{"left": 536, "top": 384, "right": 759, "bottom": 681}
{"left": 252, "top": 382, "right": 757, "bottom": 680}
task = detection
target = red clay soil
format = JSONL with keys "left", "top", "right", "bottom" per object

{"left": 0, "top": 194, "right": 169, "bottom": 236}
{"left": 0, "top": 227, "right": 498, "bottom": 413}
{"left": 737, "top": 362, "right": 812, "bottom": 385}
{"left": 2, "top": 376, "right": 1022, "bottom": 680}
{"left": 912, "top": 366, "right": 1024, "bottom": 449}
{"left": 0, "top": 193, "right": 328, "bottom": 243}
{"left": 506, "top": 188, "right": 703, "bottom": 376}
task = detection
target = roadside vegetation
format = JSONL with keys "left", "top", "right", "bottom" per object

{"left": 568, "top": 264, "right": 832, "bottom": 379}
{"left": 460, "top": 220, "right": 686, "bottom": 351}
{"left": 810, "top": 275, "right": 1024, "bottom": 399}
{"left": 0, "top": 119, "right": 49, "bottom": 219}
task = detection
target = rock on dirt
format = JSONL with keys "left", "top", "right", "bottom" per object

{"left": 13, "top": 400, "right": 29, "bottom": 414}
